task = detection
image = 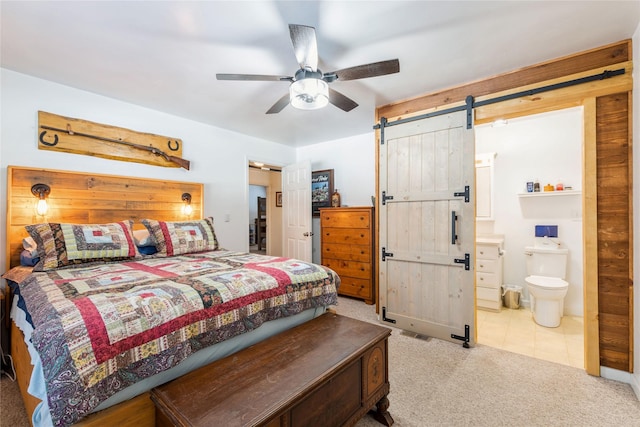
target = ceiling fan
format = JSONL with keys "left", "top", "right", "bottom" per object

{"left": 216, "top": 24, "right": 400, "bottom": 114}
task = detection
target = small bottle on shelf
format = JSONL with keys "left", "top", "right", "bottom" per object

{"left": 331, "top": 189, "right": 341, "bottom": 207}
{"left": 533, "top": 179, "right": 540, "bottom": 192}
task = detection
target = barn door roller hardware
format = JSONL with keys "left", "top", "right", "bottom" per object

{"left": 374, "top": 68, "right": 626, "bottom": 131}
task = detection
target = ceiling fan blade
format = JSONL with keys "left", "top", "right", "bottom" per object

{"left": 329, "top": 59, "right": 400, "bottom": 81}
{"left": 266, "top": 93, "right": 291, "bottom": 114}
{"left": 289, "top": 24, "right": 318, "bottom": 71}
{"left": 329, "top": 88, "right": 358, "bottom": 112}
{"left": 216, "top": 74, "right": 292, "bottom": 82}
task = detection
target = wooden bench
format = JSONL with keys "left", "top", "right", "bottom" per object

{"left": 151, "top": 313, "right": 394, "bottom": 426}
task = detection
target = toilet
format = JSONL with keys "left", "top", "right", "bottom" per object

{"left": 524, "top": 238, "right": 569, "bottom": 327}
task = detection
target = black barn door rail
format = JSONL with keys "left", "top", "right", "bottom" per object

{"left": 374, "top": 67, "right": 626, "bottom": 134}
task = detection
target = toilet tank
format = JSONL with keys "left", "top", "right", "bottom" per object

{"left": 524, "top": 246, "right": 568, "bottom": 278}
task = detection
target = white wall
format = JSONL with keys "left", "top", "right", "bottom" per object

{"left": 297, "top": 132, "right": 376, "bottom": 263}
{"left": 476, "top": 108, "right": 584, "bottom": 316}
{"left": 0, "top": 69, "right": 297, "bottom": 274}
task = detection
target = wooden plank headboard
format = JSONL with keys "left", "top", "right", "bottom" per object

{"left": 6, "top": 166, "right": 203, "bottom": 269}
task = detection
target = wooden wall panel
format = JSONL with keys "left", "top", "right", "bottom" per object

{"left": 6, "top": 166, "right": 204, "bottom": 269}
{"left": 596, "top": 93, "right": 632, "bottom": 371}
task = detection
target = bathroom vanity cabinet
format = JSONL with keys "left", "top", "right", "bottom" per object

{"left": 476, "top": 237, "right": 504, "bottom": 311}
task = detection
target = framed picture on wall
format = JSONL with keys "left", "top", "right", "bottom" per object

{"left": 312, "top": 169, "right": 334, "bottom": 216}
{"left": 276, "top": 191, "right": 282, "bottom": 207}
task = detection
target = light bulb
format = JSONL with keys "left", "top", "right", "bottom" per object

{"left": 36, "top": 199, "right": 48, "bottom": 216}
{"left": 289, "top": 78, "right": 329, "bottom": 110}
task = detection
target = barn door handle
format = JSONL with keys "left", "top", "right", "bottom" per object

{"left": 451, "top": 211, "right": 458, "bottom": 244}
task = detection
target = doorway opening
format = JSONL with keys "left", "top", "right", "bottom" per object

{"left": 249, "top": 185, "right": 267, "bottom": 254}
{"left": 474, "top": 107, "right": 584, "bottom": 370}
{"left": 248, "top": 161, "right": 283, "bottom": 256}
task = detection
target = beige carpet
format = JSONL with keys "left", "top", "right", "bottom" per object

{"left": 3, "top": 296, "right": 640, "bottom": 426}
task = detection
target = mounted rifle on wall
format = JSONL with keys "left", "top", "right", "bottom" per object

{"left": 37, "top": 111, "right": 190, "bottom": 170}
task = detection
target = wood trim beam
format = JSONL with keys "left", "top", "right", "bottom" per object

{"left": 377, "top": 39, "right": 630, "bottom": 121}
{"left": 583, "top": 97, "right": 600, "bottom": 376}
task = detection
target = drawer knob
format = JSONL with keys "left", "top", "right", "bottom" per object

{"left": 480, "top": 264, "right": 484, "bottom": 268}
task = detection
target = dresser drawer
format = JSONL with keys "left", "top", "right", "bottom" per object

{"left": 319, "top": 210, "right": 370, "bottom": 228}
{"left": 476, "top": 245, "right": 500, "bottom": 260}
{"left": 476, "top": 286, "right": 501, "bottom": 301}
{"left": 322, "top": 228, "right": 371, "bottom": 245}
{"left": 322, "top": 243, "right": 370, "bottom": 262}
{"left": 476, "top": 259, "right": 498, "bottom": 273}
{"left": 323, "top": 258, "right": 371, "bottom": 280}
{"left": 477, "top": 298, "right": 502, "bottom": 311}
{"left": 476, "top": 272, "right": 500, "bottom": 288}
{"left": 337, "top": 277, "right": 372, "bottom": 299}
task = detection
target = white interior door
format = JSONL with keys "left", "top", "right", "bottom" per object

{"left": 282, "top": 160, "right": 312, "bottom": 261}
{"left": 379, "top": 111, "right": 475, "bottom": 347}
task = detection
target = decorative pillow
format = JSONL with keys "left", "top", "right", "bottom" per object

{"left": 132, "top": 229, "right": 154, "bottom": 247}
{"left": 137, "top": 245, "right": 158, "bottom": 255}
{"left": 142, "top": 217, "right": 218, "bottom": 257}
{"left": 26, "top": 220, "right": 140, "bottom": 271}
{"left": 20, "top": 250, "right": 40, "bottom": 267}
{"left": 22, "top": 237, "right": 38, "bottom": 254}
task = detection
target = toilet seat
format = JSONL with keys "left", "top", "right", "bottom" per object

{"left": 526, "top": 275, "right": 568, "bottom": 290}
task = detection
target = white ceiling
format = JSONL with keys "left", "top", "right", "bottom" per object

{"left": 2, "top": 1, "right": 638, "bottom": 147}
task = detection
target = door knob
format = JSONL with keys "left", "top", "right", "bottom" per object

{"left": 303, "top": 232, "right": 314, "bottom": 237}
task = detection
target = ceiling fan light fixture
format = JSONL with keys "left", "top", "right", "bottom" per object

{"left": 289, "top": 78, "right": 329, "bottom": 110}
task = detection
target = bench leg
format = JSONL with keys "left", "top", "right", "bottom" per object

{"left": 370, "top": 395, "right": 394, "bottom": 426}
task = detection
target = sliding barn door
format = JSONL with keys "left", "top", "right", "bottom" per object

{"left": 379, "top": 111, "right": 475, "bottom": 346}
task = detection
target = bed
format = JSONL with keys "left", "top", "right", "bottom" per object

{"left": 3, "top": 166, "right": 340, "bottom": 427}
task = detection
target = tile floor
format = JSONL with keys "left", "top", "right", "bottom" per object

{"left": 476, "top": 306, "right": 584, "bottom": 369}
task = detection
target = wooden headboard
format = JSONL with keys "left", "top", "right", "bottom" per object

{"left": 6, "top": 166, "right": 203, "bottom": 269}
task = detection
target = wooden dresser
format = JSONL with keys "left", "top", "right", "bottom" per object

{"left": 319, "top": 207, "right": 375, "bottom": 305}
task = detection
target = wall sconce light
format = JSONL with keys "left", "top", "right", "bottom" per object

{"left": 181, "top": 192, "right": 193, "bottom": 216}
{"left": 31, "top": 183, "right": 51, "bottom": 216}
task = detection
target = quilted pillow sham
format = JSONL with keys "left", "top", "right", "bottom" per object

{"left": 26, "top": 220, "right": 140, "bottom": 271}
{"left": 142, "top": 217, "right": 218, "bottom": 257}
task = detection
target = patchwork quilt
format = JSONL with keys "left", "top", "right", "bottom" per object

{"left": 17, "top": 250, "right": 339, "bottom": 427}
